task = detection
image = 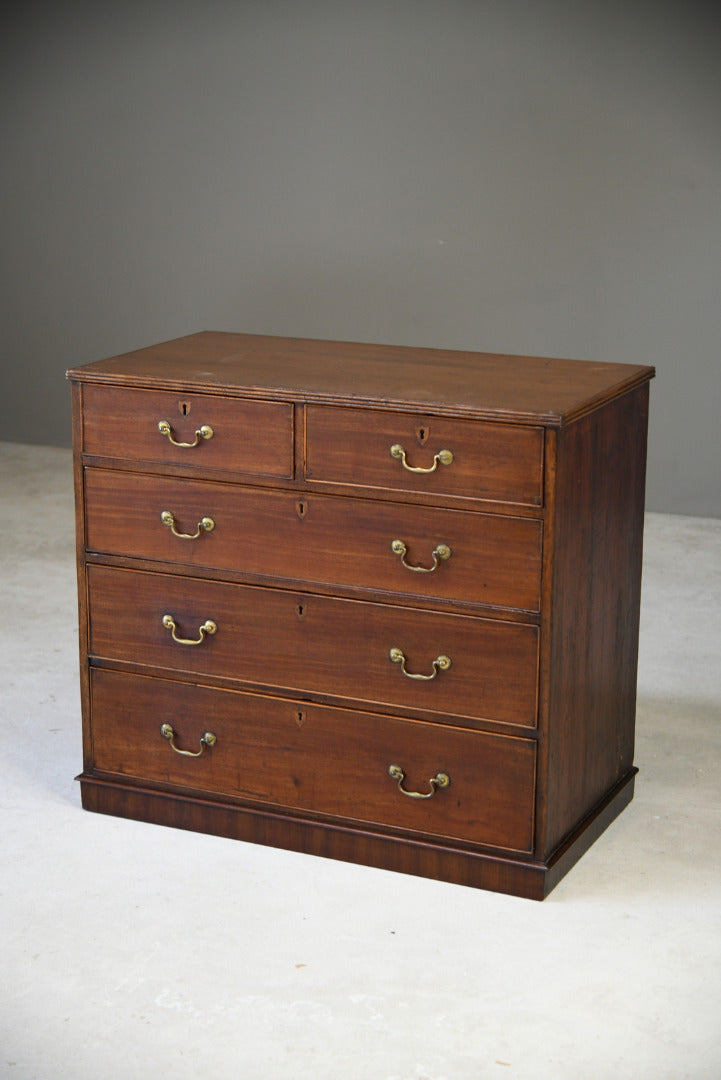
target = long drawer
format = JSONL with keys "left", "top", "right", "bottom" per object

{"left": 81, "top": 384, "right": 294, "bottom": 478}
{"left": 89, "top": 668, "right": 537, "bottom": 853}
{"left": 87, "top": 565, "right": 539, "bottom": 728}
{"left": 305, "top": 405, "right": 544, "bottom": 506}
{"left": 84, "top": 468, "right": 542, "bottom": 612}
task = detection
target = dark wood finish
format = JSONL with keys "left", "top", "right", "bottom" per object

{"left": 77, "top": 769, "right": 635, "bottom": 901}
{"left": 70, "top": 330, "right": 652, "bottom": 425}
{"left": 70, "top": 382, "right": 94, "bottom": 769}
{"left": 90, "top": 668, "right": 536, "bottom": 853}
{"left": 87, "top": 565, "right": 539, "bottom": 728}
{"left": 69, "top": 331, "right": 653, "bottom": 899}
{"left": 539, "top": 384, "right": 650, "bottom": 856}
{"left": 84, "top": 467, "right": 542, "bottom": 612}
{"left": 80, "top": 383, "right": 294, "bottom": 479}
{"left": 305, "top": 405, "right": 544, "bottom": 506}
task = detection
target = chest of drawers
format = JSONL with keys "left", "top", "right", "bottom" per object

{"left": 68, "top": 332, "right": 653, "bottom": 899}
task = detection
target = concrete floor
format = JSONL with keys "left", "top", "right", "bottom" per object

{"left": 1, "top": 440, "right": 720, "bottom": 1080}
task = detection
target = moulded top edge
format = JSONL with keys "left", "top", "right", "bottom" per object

{"left": 66, "top": 330, "right": 655, "bottom": 427}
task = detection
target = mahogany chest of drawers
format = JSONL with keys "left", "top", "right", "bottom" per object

{"left": 68, "top": 332, "right": 654, "bottom": 899}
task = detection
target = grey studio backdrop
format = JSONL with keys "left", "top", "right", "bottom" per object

{"left": 1, "top": 1, "right": 719, "bottom": 517}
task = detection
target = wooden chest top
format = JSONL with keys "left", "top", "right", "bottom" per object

{"left": 68, "top": 330, "right": 654, "bottom": 425}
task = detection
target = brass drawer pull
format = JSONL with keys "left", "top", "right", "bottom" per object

{"left": 390, "top": 443, "right": 453, "bottom": 473}
{"left": 389, "top": 647, "right": 451, "bottom": 680}
{"left": 391, "top": 538, "right": 451, "bottom": 573}
{"left": 161, "top": 722, "right": 217, "bottom": 757}
{"left": 158, "top": 419, "right": 214, "bottom": 448}
{"left": 388, "top": 763, "right": 450, "bottom": 799}
{"left": 160, "top": 510, "right": 215, "bottom": 540}
{"left": 162, "top": 613, "right": 217, "bottom": 646}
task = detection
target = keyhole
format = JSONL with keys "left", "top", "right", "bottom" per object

{"left": 179, "top": 401, "right": 191, "bottom": 416}
{"left": 296, "top": 500, "right": 307, "bottom": 520}
{"left": 297, "top": 604, "right": 304, "bottom": 618}
{"left": 296, "top": 709, "right": 306, "bottom": 727}
{"left": 417, "top": 425, "right": 428, "bottom": 444}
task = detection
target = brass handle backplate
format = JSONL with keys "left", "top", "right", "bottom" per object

{"left": 390, "top": 444, "right": 453, "bottom": 473}
{"left": 388, "top": 763, "right": 450, "bottom": 799}
{"left": 158, "top": 420, "right": 214, "bottom": 448}
{"left": 389, "top": 647, "right": 451, "bottom": 681}
{"left": 160, "top": 723, "right": 217, "bottom": 757}
{"left": 162, "top": 614, "right": 217, "bottom": 646}
{"left": 160, "top": 510, "right": 215, "bottom": 540}
{"left": 391, "top": 538, "right": 451, "bottom": 573}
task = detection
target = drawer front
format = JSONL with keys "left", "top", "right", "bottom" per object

{"left": 81, "top": 384, "right": 293, "bottom": 478}
{"left": 88, "top": 566, "right": 539, "bottom": 728}
{"left": 90, "top": 668, "right": 536, "bottom": 853}
{"left": 305, "top": 406, "right": 544, "bottom": 506}
{"left": 84, "top": 468, "right": 542, "bottom": 612}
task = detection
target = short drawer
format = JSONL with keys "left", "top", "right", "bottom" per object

{"left": 89, "top": 668, "right": 537, "bottom": 853}
{"left": 80, "top": 384, "right": 293, "bottom": 478}
{"left": 305, "top": 406, "right": 544, "bottom": 506}
{"left": 84, "top": 468, "right": 542, "bottom": 612}
{"left": 87, "top": 566, "right": 539, "bottom": 728}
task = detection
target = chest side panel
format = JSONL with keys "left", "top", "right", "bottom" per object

{"left": 541, "top": 383, "right": 649, "bottom": 856}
